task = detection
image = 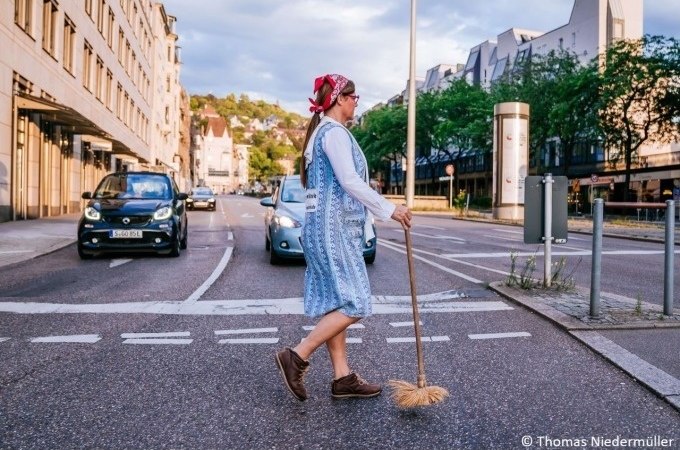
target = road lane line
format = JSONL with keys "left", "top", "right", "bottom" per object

{"left": 123, "top": 338, "right": 193, "bottom": 345}
{"left": 379, "top": 240, "right": 482, "bottom": 283}
{"left": 417, "top": 225, "right": 445, "bottom": 230}
{"left": 468, "top": 332, "right": 531, "bottom": 340}
{"left": 0, "top": 250, "right": 33, "bottom": 254}
{"left": 389, "top": 321, "right": 422, "bottom": 327}
{"left": 492, "top": 228, "right": 522, "bottom": 235}
{"left": 302, "top": 324, "right": 365, "bottom": 331}
{"left": 409, "top": 231, "right": 466, "bottom": 242}
{"left": 483, "top": 234, "right": 522, "bottom": 242}
{"left": 214, "top": 327, "right": 277, "bottom": 335}
{"left": 386, "top": 336, "right": 450, "bottom": 343}
{"left": 109, "top": 258, "right": 132, "bottom": 268}
{"left": 30, "top": 334, "right": 102, "bottom": 343}
{"left": 0, "top": 337, "right": 11, "bottom": 343}
{"left": 121, "top": 332, "right": 190, "bottom": 338}
{"left": 227, "top": 232, "right": 233, "bottom": 240}
{"left": 183, "top": 245, "right": 233, "bottom": 304}
{"left": 218, "top": 338, "right": 279, "bottom": 344}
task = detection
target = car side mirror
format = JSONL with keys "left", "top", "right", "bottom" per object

{"left": 82, "top": 192, "right": 92, "bottom": 199}
{"left": 259, "top": 197, "right": 275, "bottom": 207}
{"left": 177, "top": 193, "right": 188, "bottom": 200}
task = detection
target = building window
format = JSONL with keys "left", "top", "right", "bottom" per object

{"left": 42, "top": 0, "right": 58, "bottom": 57}
{"left": 166, "top": 75, "right": 171, "bottom": 93}
{"left": 63, "top": 15, "right": 76, "bottom": 74}
{"left": 116, "top": 83, "right": 123, "bottom": 119}
{"left": 83, "top": 41, "right": 93, "bottom": 91}
{"left": 106, "top": 70, "right": 113, "bottom": 109}
{"left": 558, "top": 37, "right": 564, "bottom": 50}
{"left": 572, "top": 32, "right": 576, "bottom": 47}
{"left": 85, "top": 0, "right": 93, "bottom": 18}
{"left": 95, "top": 57, "right": 105, "bottom": 102}
{"left": 118, "top": 27, "right": 124, "bottom": 64}
{"left": 15, "top": 0, "right": 33, "bottom": 34}
{"left": 165, "top": 106, "right": 169, "bottom": 125}
{"left": 107, "top": 9, "right": 115, "bottom": 48}
{"left": 97, "top": 0, "right": 105, "bottom": 34}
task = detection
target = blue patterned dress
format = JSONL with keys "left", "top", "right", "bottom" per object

{"left": 302, "top": 122, "right": 372, "bottom": 318}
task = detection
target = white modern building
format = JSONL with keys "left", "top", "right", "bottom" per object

{"left": 0, "top": 0, "right": 186, "bottom": 222}
{"left": 192, "top": 105, "right": 236, "bottom": 194}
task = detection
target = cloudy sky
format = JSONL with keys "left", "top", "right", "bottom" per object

{"left": 163, "top": 0, "right": 680, "bottom": 116}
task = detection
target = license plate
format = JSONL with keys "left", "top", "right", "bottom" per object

{"left": 110, "top": 229, "right": 143, "bottom": 238}
{"left": 195, "top": 202, "right": 207, "bottom": 207}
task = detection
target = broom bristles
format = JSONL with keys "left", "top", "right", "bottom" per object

{"left": 388, "top": 379, "right": 449, "bottom": 408}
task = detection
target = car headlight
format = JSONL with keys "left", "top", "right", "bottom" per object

{"left": 154, "top": 206, "right": 173, "bottom": 221}
{"left": 84, "top": 206, "right": 101, "bottom": 221}
{"left": 186, "top": 198, "right": 193, "bottom": 202}
{"left": 208, "top": 198, "right": 215, "bottom": 202}
{"left": 274, "top": 215, "right": 301, "bottom": 228}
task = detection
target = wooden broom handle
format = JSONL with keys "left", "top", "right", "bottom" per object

{"left": 405, "top": 227, "right": 427, "bottom": 388}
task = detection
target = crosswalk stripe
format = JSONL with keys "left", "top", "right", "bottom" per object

{"left": 389, "top": 321, "right": 422, "bottom": 328}
{"left": 121, "top": 332, "right": 190, "bottom": 338}
{"left": 468, "top": 332, "right": 531, "bottom": 340}
{"left": 386, "top": 336, "right": 450, "bottom": 343}
{"left": 302, "top": 324, "right": 365, "bottom": 331}
{"left": 214, "top": 328, "right": 277, "bottom": 335}
{"left": 122, "top": 338, "right": 193, "bottom": 345}
{"left": 30, "top": 334, "right": 102, "bottom": 343}
{"left": 218, "top": 338, "right": 279, "bottom": 344}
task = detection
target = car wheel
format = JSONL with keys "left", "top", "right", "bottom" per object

{"left": 77, "top": 243, "right": 93, "bottom": 260}
{"left": 364, "top": 252, "right": 376, "bottom": 265}
{"left": 169, "top": 234, "right": 181, "bottom": 257}
{"left": 269, "top": 245, "right": 281, "bottom": 265}
{"left": 180, "top": 228, "right": 188, "bottom": 249}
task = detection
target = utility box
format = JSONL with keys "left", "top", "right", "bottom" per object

{"left": 524, "top": 175, "right": 569, "bottom": 244}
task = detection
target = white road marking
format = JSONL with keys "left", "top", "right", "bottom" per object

{"left": 493, "top": 228, "right": 522, "bottom": 235}
{"left": 389, "top": 321, "right": 422, "bottom": 328}
{"left": 0, "top": 297, "right": 511, "bottom": 316}
{"left": 408, "top": 231, "right": 466, "bottom": 242}
{"left": 483, "top": 234, "right": 522, "bottom": 242}
{"left": 346, "top": 338, "right": 362, "bottom": 344}
{"left": 30, "top": 334, "right": 102, "bottom": 343}
{"left": 0, "top": 337, "right": 11, "bottom": 343}
{"left": 218, "top": 338, "right": 279, "bottom": 344}
{"left": 441, "top": 250, "right": 680, "bottom": 258}
{"left": 386, "top": 336, "right": 450, "bottom": 343}
{"left": 468, "top": 332, "right": 531, "bottom": 340}
{"left": 240, "top": 213, "right": 253, "bottom": 218}
{"left": 121, "top": 332, "right": 190, "bottom": 338}
{"left": 227, "top": 232, "right": 233, "bottom": 241}
{"left": 109, "top": 258, "right": 132, "bottom": 268}
{"left": 0, "top": 250, "right": 33, "bottom": 254}
{"left": 123, "top": 338, "right": 193, "bottom": 345}
{"left": 183, "top": 246, "right": 233, "bottom": 304}
{"left": 379, "top": 239, "right": 482, "bottom": 283}
{"left": 214, "top": 327, "right": 277, "bottom": 335}
{"left": 302, "top": 324, "right": 365, "bottom": 331}
{"left": 417, "top": 225, "right": 445, "bottom": 231}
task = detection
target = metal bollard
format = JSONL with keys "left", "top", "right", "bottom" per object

{"left": 590, "top": 199, "right": 604, "bottom": 317}
{"left": 664, "top": 200, "right": 675, "bottom": 316}
{"left": 543, "top": 174, "right": 554, "bottom": 288}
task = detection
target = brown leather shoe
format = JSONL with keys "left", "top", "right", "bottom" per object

{"left": 275, "top": 348, "right": 310, "bottom": 401}
{"left": 331, "top": 373, "right": 382, "bottom": 399}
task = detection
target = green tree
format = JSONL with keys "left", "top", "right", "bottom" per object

{"left": 599, "top": 35, "right": 680, "bottom": 200}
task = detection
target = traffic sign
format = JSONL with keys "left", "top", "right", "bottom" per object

{"left": 445, "top": 164, "right": 454, "bottom": 176}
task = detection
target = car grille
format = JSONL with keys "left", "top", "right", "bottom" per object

{"left": 104, "top": 215, "right": 152, "bottom": 226}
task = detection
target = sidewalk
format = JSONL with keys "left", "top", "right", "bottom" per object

{"left": 1, "top": 212, "right": 679, "bottom": 412}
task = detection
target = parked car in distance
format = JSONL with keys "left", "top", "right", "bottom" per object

{"left": 77, "top": 171, "right": 188, "bottom": 259}
{"left": 186, "top": 187, "right": 216, "bottom": 211}
{"left": 259, "top": 175, "right": 377, "bottom": 265}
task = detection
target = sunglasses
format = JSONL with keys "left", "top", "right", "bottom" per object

{"left": 345, "top": 94, "right": 360, "bottom": 105}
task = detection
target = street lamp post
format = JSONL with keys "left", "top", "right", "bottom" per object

{"left": 406, "top": 0, "right": 417, "bottom": 209}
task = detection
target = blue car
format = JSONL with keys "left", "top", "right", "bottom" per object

{"left": 259, "top": 175, "right": 377, "bottom": 265}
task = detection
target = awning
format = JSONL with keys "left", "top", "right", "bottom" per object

{"left": 15, "top": 92, "right": 148, "bottom": 163}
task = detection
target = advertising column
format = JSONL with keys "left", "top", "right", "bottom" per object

{"left": 493, "top": 102, "right": 530, "bottom": 220}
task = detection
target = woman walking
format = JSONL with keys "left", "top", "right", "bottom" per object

{"left": 275, "top": 74, "right": 412, "bottom": 401}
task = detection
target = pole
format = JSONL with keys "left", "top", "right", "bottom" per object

{"left": 449, "top": 176, "right": 452, "bottom": 209}
{"left": 405, "top": 0, "right": 417, "bottom": 209}
{"left": 664, "top": 200, "right": 675, "bottom": 316}
{"left": 590, "top": 198, "right": 603, "bottom": 317}
{"left": 543, "top": 173, "right": 553, "bottom": 288}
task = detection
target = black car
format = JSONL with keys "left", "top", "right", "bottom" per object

{"left": 186, "top": 187, "right": 216, "bottom": 210}
{"left": 77, "top": 171, "right": 188, "bottom": 259}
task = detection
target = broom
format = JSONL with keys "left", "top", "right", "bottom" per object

{"left": 388, "top": 227, "right": 449, "bottom": 407}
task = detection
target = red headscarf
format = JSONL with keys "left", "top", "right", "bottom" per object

{"left": 308, "top": 74, "right": 349, "bottom": 114}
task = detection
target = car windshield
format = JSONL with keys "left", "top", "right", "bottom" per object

{"left": 280, "top": 179, "right": 305, "bottom": 203}
{"left": 93, "top": 174, "right": 172, "bottom": 200}
{"left": 191, "top": 188, "right": 213, "bottom": 195}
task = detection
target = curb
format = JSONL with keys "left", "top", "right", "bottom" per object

{"left": 489, "top": 281, "right": 680, "bottom": 413}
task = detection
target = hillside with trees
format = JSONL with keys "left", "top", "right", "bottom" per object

{"left": 190, "top": 93, "right": 307, "bottom": 182}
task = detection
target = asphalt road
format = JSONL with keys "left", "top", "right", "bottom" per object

{"left": 0, "top": 195, "right": 678, "bottom": 449}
